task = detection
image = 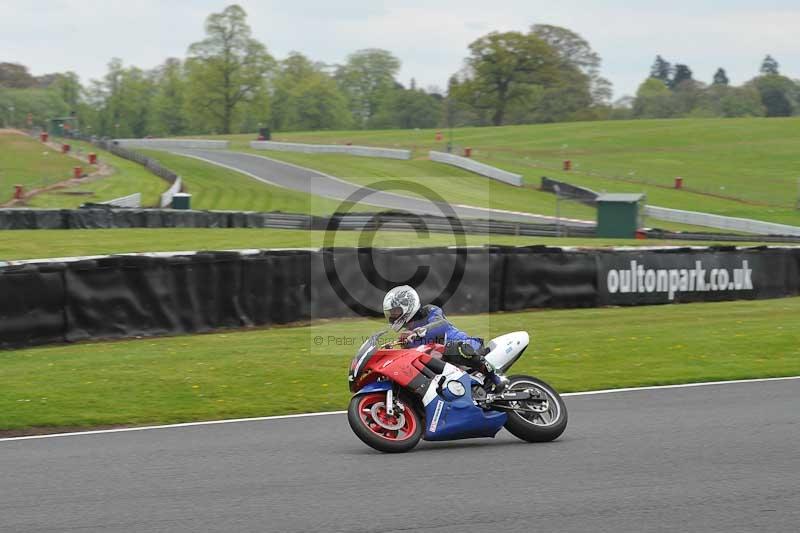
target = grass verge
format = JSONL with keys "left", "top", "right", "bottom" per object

{"left": 0, "top": 227, "right": 792, "bottom": 262}
{"left": 27, "top": 139, "right": 166, "bottom": 208}
{"left": 1, "top": 297, "right": 798, "bottom": 433}
{"left": 0, "top": 130, "right": 76, "bottom": 196}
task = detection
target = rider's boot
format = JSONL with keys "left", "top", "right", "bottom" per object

{"left": 480, "top": 360, "right": 508, "bottom": 394}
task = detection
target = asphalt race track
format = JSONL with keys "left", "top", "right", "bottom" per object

{"left": 168, "top": 149, "right": 593, "bottom": 227}
{"left": 2, "top": 379, "right": 798, "bottom": 532}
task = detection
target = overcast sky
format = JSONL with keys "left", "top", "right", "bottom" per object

{"left": 2, "top": 0, "right": 799, "bottom": 99}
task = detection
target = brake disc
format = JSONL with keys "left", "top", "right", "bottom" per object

{"left": 370, "top": 402, "right": 406, "bottom": 430}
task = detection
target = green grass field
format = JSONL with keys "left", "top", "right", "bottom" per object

{"left": 0, "top": 130, "right": 76, "bottom": 197}
{"left": 27, "top": 139, "right": 166, "bottom": 208}
{"left": 2, "top": 297, "right": 798, "bottom": 433}
{"left": 208, "top": 118, "right": 800, "bottom": 226}
{"left": 0, "top": 228, "right": 791, "bottom": 262}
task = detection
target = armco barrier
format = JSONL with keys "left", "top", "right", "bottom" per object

{"left": 429, "top": 151, "right": 522, "bottom": 187}
{"left": 643, "top": 205, "right": 800, "bottom": 237}
{"left": 113, "top": 139, "right": 230, "bottom": 150}
{"left": 250, "top": 140, "right": 411, "bottom": 160}
{"left": 541, "top": 176, "right": 800, "bottom": 237}
{"left": 1, "top": 246, "right": 799, "bottom": 350}
{"left": 101, "top": 192, "right": 142, "bottom": 208}
{"left": 160, "top": 176, "right": 183, "bottom": 208}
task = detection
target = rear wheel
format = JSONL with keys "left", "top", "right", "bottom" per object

{"left": 503, "top": 375, "right": 568, "bottom": 443}
{"left": 347, "top": 391, "right": 422, "bottom": 453}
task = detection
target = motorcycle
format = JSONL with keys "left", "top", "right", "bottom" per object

{"left": 347, "top": 323, "right": 568, "bottom": 453}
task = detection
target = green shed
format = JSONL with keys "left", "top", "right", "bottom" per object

{"left": 48, "top": 116, "right": 79, "bottom": 136}
{"left": 596, "top": 193, "right": 645, "bottom": 238}
{"left": 171, "top": 193, "right": 192, "bottom": 210}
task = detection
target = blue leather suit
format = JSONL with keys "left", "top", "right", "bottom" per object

{"left": 404, "top": 305, "right": 483, "bottom": 351}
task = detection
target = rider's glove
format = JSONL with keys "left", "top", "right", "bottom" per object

{"left": 400, "top": 327, "right": 427, "bottom": 345}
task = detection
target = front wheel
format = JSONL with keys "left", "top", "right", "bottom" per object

{"left": 348, "top": 391, "right": 422, "bottom": 453}
{"left": 503, "top": 375, "right": 568, "bottom": 443}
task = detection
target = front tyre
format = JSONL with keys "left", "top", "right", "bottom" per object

{"left": 503, "top": 375, "right": 568, "bottom": 443}
{"left": 348, "top": 391, "right": 422, "bottom": 453}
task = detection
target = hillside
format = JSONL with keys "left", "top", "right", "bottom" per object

{"left": 0, "top": 130, "right": 76, "bottom": 199}
{"left": 209, "top": 118, "right": 800, "bottom": 226}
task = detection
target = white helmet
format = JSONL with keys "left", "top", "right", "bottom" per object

{"left": 383, "top": 285, "right": 421, "bottom": 331}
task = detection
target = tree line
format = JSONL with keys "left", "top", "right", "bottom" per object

{"left": 621, "top": 54, "right": 800, "bottom": 119}
{"left": 1, "top": 4, "right": 798, "bottom": 137}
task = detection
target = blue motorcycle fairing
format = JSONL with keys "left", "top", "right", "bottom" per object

{"left": 354, "top": 380, "right": 392, "bottom": 395}
{"left": 423, "top": 373, "right": 507, "bottom": 441}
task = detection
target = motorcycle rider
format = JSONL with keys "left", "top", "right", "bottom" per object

{"left": 382, "top": 285, "right": 508, "bottom": 393}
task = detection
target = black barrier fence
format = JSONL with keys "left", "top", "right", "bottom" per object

{"left": 596, "top": 247, "right": 800, "bottom": 306}
{"left": 2, "top": 246, "right": 799, "bottom": 350}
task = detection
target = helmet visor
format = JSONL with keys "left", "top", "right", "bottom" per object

{"left": 385, "top": 306, "right": 404, "bottom": 324}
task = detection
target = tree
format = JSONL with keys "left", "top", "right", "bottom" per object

{"left": 712, "top": 68, "right": 729, "bottom": 86}
{"left": 151, "top": 58, "right": 187, "bottom": 136}
{"left": 0, "top": 87, "right": 69, "bottom": 128}
{"left": 84, "top": 58, "right": 158, "bottom": 137}
{"left": 671, "top": 64, "right": 693, "bottom": 89}
{"left": 443, "top": 75, "right": 484, "bottom": 127}
{"left": 650, "top": 55, "right": 672, "bottom": 84}
{"left": 671, "top": 78, "right": 704, "bottom": 115}
{"left": 633, "top": 78, "right": 675, "bottom": 118}
{"left": 185, "top": 4, "right": 274, "bottom": 133}
{"left": 760, "top": 55, "right": 780, "bottom": 76}
{"left": 335, "top": 48, "right": 401, "bottom": 127}
{"left": 530, "top": 24, "right": 611, "bottom": 104}
{"left": 271, "top": 52, "right": 352, "bottom": 131}
{"left": 0, "top": 62, "right": 36, "bottom": 88}
{"left": 291, "top": 76, "right": 352, "bottom": 130}
{"left": 750, "top": 75, "right": 796, "bottom": 117}
{"left": 455, "top": 31, "right": 560, "bottom": 125}
{"left": 719, "top": 87, "right": 764, "bottom": 117}
{"left": 368, "top": 87, "right": 442, "bottom": 129}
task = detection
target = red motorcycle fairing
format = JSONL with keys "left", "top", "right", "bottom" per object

{"left": 351, "top": 343, "right": 445, "bottom": 396}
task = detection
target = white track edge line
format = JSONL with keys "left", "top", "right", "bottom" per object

{"left": 2, "top": 375, "right": 798, "bottom": 443}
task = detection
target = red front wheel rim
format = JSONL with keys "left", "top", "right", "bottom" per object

{"left": 357, "top": 392, "right": 417, "bottom": 442}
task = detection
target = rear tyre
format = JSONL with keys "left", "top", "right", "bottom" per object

{"left": 348, "top": 391, "right": 422, "bottom": 453}
{"left": 503, "top": 375, "right": 568, "bottom": 443}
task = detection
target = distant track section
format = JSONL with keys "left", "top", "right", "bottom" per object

{"left": 114, "top": 139, "right": 229, "bottom": 150}
{"left": 169, "top": 149, "right": 592, "bottom": 227}
{"left": 250, "top": 140, "right": 411, "bottom": 160}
